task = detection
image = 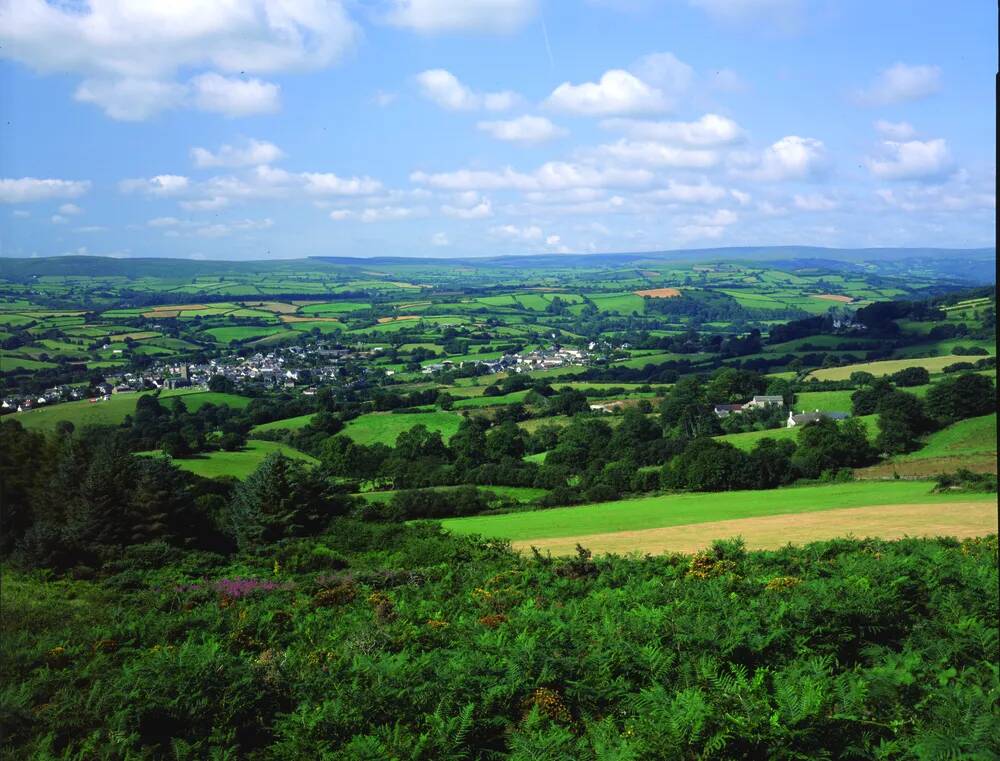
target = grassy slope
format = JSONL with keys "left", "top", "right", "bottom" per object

{"left": 808, "top": 355, "right": 976, "bottom": 381}
{"left": 340, "top": 410, "right": 463, "bottom": 446}
{"left": 897, "top": 413, "right": 997, "bottom": 462}
{"left": 716, "top": 415, "right": 879, "bottom": 451}
{"left": 358, "top": 485, "right": 548, "bottom": 504}
{"left": 139, "top": 440, "right": 318, "bottom": 480}
{"left": 9, "top": 390, "right": 249, "bottom": 431}
{"left": 251, "top": 413, "right": 317, "bottom": 433}
{"left": 441, "top": 480, "right": 989, "bottom": 542}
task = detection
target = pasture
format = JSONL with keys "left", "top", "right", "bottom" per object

{"left": 9, "top": 389, "right": 249, "bottom": 431}
{"left": 807, "top": 355, "right": 977, "bottom": 381}
{"left": 340, "top": 410, "right": 463, "bottom": 446}
{"left": 139, "top": 440, "right": 318, "bottom": 480}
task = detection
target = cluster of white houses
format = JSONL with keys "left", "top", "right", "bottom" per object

{"left": 422, "top": 346, "right": 592, "bottom": 376}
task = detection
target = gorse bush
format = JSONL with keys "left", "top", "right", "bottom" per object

{"left": 2, "top": 523, "right": 997, "bottom": 759}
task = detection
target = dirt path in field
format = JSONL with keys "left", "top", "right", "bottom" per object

{"left": 811, "top": 293, "right": 854, "bottom": 303}
{"left": 512, "top": 501, "right": 998, "bottom": 556}
{"left": 634, "top": 288, "right": 681, "bottom": 298}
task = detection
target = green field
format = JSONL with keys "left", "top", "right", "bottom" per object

{"left": 716, "top": 415, "right": 879, "bottom": 451}
{"left": 139, "top": 440, "right": 318, "bottom": 480}
{"left": 441, "top": 480, "right": 986, "bottom": 542}
{"left": 897, "top": 413, "right": 997, "bottom": 462}
{"left": 808, "top": 355, "right": 977, "bottom": 381}
{"left": 794, "top": 390, "right": 855, "bottom": 413}
{"left": 9, "top": 390, "right": 249, "bottom": 431}
{"left": 204, "top": 326, "right": 286, "bottom": 344}
{"left": 340, "top": 410, "right": 464, "bottom": 446}
{"left": 250, "top": 413, "right": 318, "bottom": 433}
{"left": 358, "top": 485, "right": 548, "bottom": 504}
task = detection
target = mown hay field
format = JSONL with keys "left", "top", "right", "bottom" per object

{"left": 442, "top": 480, "right": 989, "bottom": 543}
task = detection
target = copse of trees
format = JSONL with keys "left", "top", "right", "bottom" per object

{"left": 875, "top": 390, "right": 936, "bottom": 454}
{"left": 924, "top": 372, "right": 996, "bottom": 423}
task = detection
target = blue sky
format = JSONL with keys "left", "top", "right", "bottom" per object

{"left": 0, "top": 0, "right": 995, "bottom": 260}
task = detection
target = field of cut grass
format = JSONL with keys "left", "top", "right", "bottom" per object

{"left": 516, "top": 502, "right": 997, "bottom": 556}
{"left": 807, "top": 355, "right": 974, "bottom": 381}
{"left": 139, "top": 440, "right": 317, "bottom": 480}
{"left": 340, "top": 410, "right": 463, "bottom": 446}
{"left": 441, "top": 480, "right": 991, "bottom": 543}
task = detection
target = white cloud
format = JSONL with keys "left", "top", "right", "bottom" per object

{"left": 58, "top": 203, "right": 83, "bottom": 215}
{"left": 594, "top": 139, "right": 719, "bottom": 168}
{"left": 192, "top": 139, "right": 284, "bottom": 169}
{"left": 694, "top": 208, "right": 738, "bottom": 226}
{"left": 329, "top": 205, "right": 423, "bottom": 222}
{"left": 734, "top": 135, "right": 829, "bottom": 181}
{"left": 477, "top": 115, "right": 567, "bottom": 144}
{"left": 202, "top": 218, "right": 273, "bottom": 237}
{"left": 372, "top": 90, "right": 397, "bottom": 107}
{"left": 600, "top": 113, "right": 743, "bottom": 146}
{"left": 360, "top": 206, "right": 421, "bottom": 222}
{"left": 643, "top": 179, "right": 728, "bottom": 204}
{"left": 0, "top": 177, "right": 90, "bottom": 203}
{"left": 441, "top": 195, "right": 493, "bottom": 218}
{"left": 756, "top": 200, "right": 787, "bottom": 216}
{"left": 181, "top": 196, "right": 230, "bottom": 211}
{"left": 431, "top": 231, "right": 450, "bottom": 246}
{"left": 74, "top": 77, "right": 187, "bottom": 121}
{"left": 75, "top": 225, "right": 107, "bottom": 233}
{"left": 411, "top": 161, "right": 653, "bottom": 191}
{"left": 793, "top": 193, "right": 838, "bottom": 211}
{"left": 866, "top": 139, "right": 953, "bottom": 181}
{"left": 415, "top": 69, "right": 518, "bottom": 111}
{"left": 191, "top": 73, "right": 280, "bottom": 117}
{"left": 677, "top": 208, "right": 738, "bottom": 240}
{"left": 51, "top": 214, "right": 68, "bottom": 224}
{"left": 875, "top": 184, "right": 995, "bottom": 213}
{"left": 490, "top": 224, "right": 544, "bottom": 241}
{"left": 730, "top": 189, "right": 752, "bottom": 205}
{"left": 858, "top": 63, "right": 942, "bottom": 106}
{"left": 545, "top": 70, "right": 666, "bottom": 116}
{"left": 148, "top": 217, "right": 182, "bottom": 227}
{"left": 12, "top": 209, "right": 30, "bottom": 217}
{"left": 874, "top": 120, "right": 916, "bottom": 140}
{"left": 629, "top": 52, "right": 694, "bottom": 105}
{"left": 0, "top": 0, "right": 357, "bottom": 119}
{"left": 383, "top": 0, "right": 538, "bottom": 33}
{"left": 301, "top": 172, "right": 382, "bottom": 196}
{"left": 120, "top": 175, "right": 190, "bottom": 196}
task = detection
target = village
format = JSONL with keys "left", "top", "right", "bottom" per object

{"left": 1, "top": 342, "right": 597, "bottom": 415}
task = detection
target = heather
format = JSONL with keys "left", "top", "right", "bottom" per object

{"left": 2, "top": 523, "right": 997, "bottom": 759}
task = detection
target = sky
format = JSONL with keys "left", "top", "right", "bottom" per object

{"left": 0, "top": 0, "right": 995, "bottom": 260}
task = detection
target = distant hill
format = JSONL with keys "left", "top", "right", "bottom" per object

{"left": 0, "top": 246, "right": 994, "bottom": 284}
